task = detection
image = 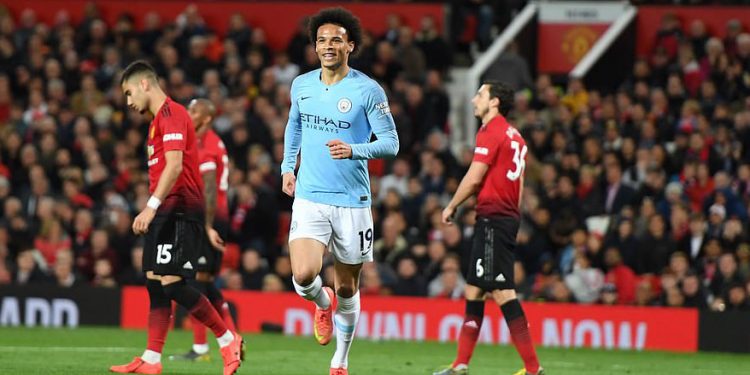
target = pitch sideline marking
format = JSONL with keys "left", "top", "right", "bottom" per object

{"left": 0, "top": 346, "right": 139, "bottom": 353}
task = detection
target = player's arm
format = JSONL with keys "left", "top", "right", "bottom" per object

{"left": 200, "top": 164, "right": 225, "bottom": 251}
{"left": 349, "top": 84, "right": 399, "bottom": 160}
{"left": 202, "top": 168, "right": 218, "bottom": 228}
{"left": 442, "top": 161, "right": 489, "bottom": 224}
{"left": 152, "top": 150, "right": 183, "bottom": 202}
{"left": 133, "top": 150, "right": 183, "bottom": 234}
{"left": 442, "top": 131, "right": 500, "bottom": 225}
{"left": 281, "top": 79, "right": 302, "bottom": 196}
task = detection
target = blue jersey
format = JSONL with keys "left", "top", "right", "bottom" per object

{"left": 281, "top": 68, "right": 399, "bottom": 208}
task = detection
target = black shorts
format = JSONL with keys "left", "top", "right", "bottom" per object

{"left": 466, "top": 216, "right": 520, "bottom": 291}
{"left": 143, "top": 214, "right": 206, "bottom": 278}
{"left": 195, "top": 219, "right": 228, "bottom": 274}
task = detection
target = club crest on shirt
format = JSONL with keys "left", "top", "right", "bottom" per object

{"left": 337, "top": 98, "right": 352, "bottom": 113}
{"left": 147, "top": 145, "right": 154, "bottom": 158}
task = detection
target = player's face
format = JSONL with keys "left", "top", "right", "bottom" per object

{"left": 472, "top": 85, "right": 491, "bottom": 119}
{"left": 122, "top": 78, "right": 148, "bottom": 114}
{"left": 188, "top": 101, "right": 207, "bottom": 130}
{"left": 315, "top": 23, "right": 354, "bottom": 70}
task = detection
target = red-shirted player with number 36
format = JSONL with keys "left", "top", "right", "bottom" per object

{"left": 434, "top": 82, "right": 544, "bottom": 375}
{"left": 110, "top": 61, "right": 243, "bottom": 375}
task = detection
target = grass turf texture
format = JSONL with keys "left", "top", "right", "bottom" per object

{"left": 0, "top": 327, "right": 747, "bottom": 374}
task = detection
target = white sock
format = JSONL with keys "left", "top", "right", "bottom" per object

{"left": 216, "top": 330, "right": 234, "bottom": 348}
{"left": 292, "top": 275, "right": 331, "bottom": 309}
{"left": 141, "top": 349, "right": 161, "bottom": 364}
{"left": 330, "top": 292, "right": 360, "bottom": 369}
{"left": 192, "top": 343, "right": 209, "bottom": 354}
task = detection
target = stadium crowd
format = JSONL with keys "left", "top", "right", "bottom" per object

{"left": 0, "top": 5, "right": 749, "bottom": 313}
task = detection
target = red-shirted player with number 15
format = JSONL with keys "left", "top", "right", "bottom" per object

{"left": 110, "top": 61, "right": 243, "bottom": 375}
{"left": 434, "top": 82, "right": 544, "bottom": 375}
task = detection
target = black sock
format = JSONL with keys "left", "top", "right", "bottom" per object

{"left": 146, "top": 279, "right": 170, "bottom": 309}
{"left": 203, "top": 281, "right": 224, "bottom": 305}
{"left": 466, "top": 299, "right": 485, "bottom": 321}
{"left": 163, "top": 279, "right": 202, "bottom": 310}
{"left": 500, "top": 298, "right": 524, "bottom": 321}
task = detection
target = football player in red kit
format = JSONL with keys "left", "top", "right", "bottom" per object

{"left": 110, "top": 61, "right": 243, "bottom": 375}
{"left": 434, "top": 82, "right": 543, "bottom": 375}
{"left": 170, "top": 98, "right": 238, "bottom": 361}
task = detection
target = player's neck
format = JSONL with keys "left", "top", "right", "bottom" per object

{"left": 320, "top": 64, "right": 350, "bottom": 85}
{"left": 149, "top": 91, "right": 168, "bottom": 116}
{"left": 481, "top": 110, "right": 501, "bottom": 126}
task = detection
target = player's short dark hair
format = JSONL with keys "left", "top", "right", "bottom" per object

{"left": 308, "top": 7, "right": 363, "bottom": 55}
{"left": 484, "top": 81, "right": 515, "bottom": 117}
{"left": 120, "top": 60, "right": 157, "bottom": 85}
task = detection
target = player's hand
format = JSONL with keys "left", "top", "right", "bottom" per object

{"left": 206, "top": 226, "right": 226, "bottom": 252}
{"left": 132, "top": 207, "right": 156, "bottom": 235}
{"left": 282, "top": 172, "right": 296, "bottom": 197}
{"left": 441, "top": 205, "right": 456, "bottom": 225}
{"left": 327, "top": 139, "right": 352, "bottom": 159}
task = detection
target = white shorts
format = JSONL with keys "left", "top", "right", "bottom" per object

{"left": 289, "top": 198, "right": 374, "bottom": 264}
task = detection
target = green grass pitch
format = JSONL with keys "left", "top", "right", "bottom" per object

{"left": 0, "top": 327, "right": 747, "bottom": 374}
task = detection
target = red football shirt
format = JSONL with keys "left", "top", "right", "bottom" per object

{"left": 473, "top": 115, "right": 527, "bottom": 219}
{"left": 197, "top": 129, "right": 229, "bottom": 221}
{"left": 146, "top": 97, "right": 204, "bottom": 216}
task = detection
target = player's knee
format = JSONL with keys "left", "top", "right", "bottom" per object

{"left": 336, "top": 285, "right": 356, "bottom": 299}
{"left": 195, "top": 272, "right": 212, "bottom": 282}
{"left": 492, "top": 289, "right": 517, "bottom": 306}
{"left": 293, "top": 271, "right": 316, "bottom": 287}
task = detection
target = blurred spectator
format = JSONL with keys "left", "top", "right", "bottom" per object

{"left": 12, "top": 249, "right": 50, "bottom": 285}
{"left": 681, "top": 271, "right": 708, "bottom": 309}
{"left": 394, "top": 26, "right": 425, "bottom": 82}
{"left": 564, "top": 253, "right": 605, "bottom": 303}
{"left": 393, "top": 256, "right": 426, "bottom": 296}
{"left": 118, "top": 245, "right": 145, "bottom": 286}
{"left": 604, "top": 247, "right": 636, "bottom": 304}
{"left": 427, "top": 253, "right": 465, "bottom": 299}
{"left": 240, "top": 249, "right": 267, "bottom": 290}
{"left": 710, "top": 253, "right": 743, "bottom": 297}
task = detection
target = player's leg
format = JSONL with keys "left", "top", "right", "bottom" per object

{"left": 490, "top": 217, "right": 541, "bottom": 375}
{"left": 204, "top": 220, "right": 237, "bottom": 332}
{"left": 156, "top": 217, "right": 242, "bottom": 374}
{"left": 289, "top": 198, "right": 335, "bottom": 344}
{"left": 329, "top": 260, "right": 362, "bottom": 373}
{"left": 290, "top": 237, "right": 333, "bottom": 343}
{"left": 493, "top": 289, "right": 542, "bottom": 375}
{"left": 328, "top": 204, "right": 373, "bottom": 374}
{"left": 169, "top": 272, "right": 211, "bottom": 362}
{"left": 453, "top": 285, "right": 486, "bottom": 370}
{"left": 110, "top": 219, "right": 169, "bottom": 374}
{"left": 434, "top": 218, "right": 492, "bottom": 375}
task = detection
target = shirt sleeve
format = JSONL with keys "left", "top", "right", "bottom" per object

{"left": 350, "top": 83, "right": 399, "bottom": 160}
{"left": 281, "top": 78, "right": 302, "bottom": 175}
{"left": 198, "top": 146, "right": 217, "bottom": 173}
{"left": 161, "top": 106, "right": 188, "bottom": 152}
{"left": 472, "top": 127, "right": 501, "bottom": 166}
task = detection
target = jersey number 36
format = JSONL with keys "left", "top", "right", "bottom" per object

{"left": 506, "top": 141, "right": 527, "bottom": 181}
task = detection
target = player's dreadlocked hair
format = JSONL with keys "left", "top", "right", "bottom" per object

{"left": 120, "top": 60, "right": 158, "bottom": 85}
{"left": 484, "top": 81, "right": 515, "bottom": 117}
{"left": 308, "top": 7, "right": 363, "bottom": 55}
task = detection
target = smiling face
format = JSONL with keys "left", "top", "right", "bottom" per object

{"left": 315, "top": 23, "right": 353, "bottom": 70}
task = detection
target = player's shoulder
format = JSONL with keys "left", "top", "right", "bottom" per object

{"left": 349, "top": 69, "right": 382, "bottom": 92}
{"left": 292, "top": 69, "right": 320, "bottom": 88}
{"left": 204, "top": 130, "right": 225, "bottom": 150}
